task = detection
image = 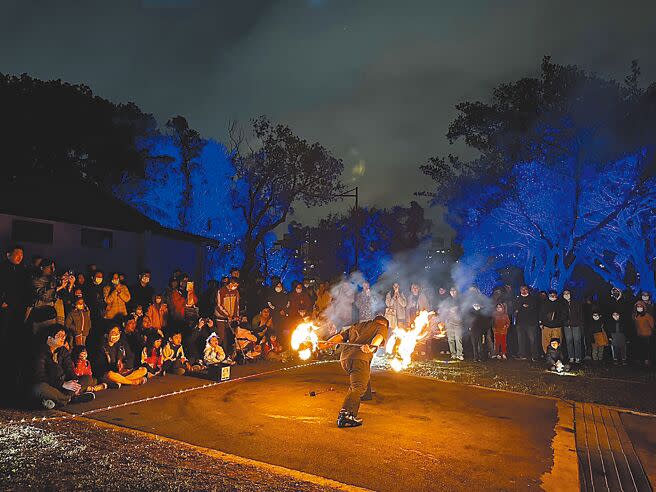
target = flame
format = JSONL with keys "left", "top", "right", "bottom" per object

{"left": 291, "top": 321, "right": 320, "bottom": 360}
{"left": 386, "top": 310, "right": 434, "bottom": 372}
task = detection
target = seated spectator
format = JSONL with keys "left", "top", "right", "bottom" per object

{"left": 251, "top": 307, "right": 274, "bottom": 341}
{"left": 263, "top": 334, "right": 285, "bottom": 361}
{"left": 204, "top": 333, "right": 228, "bottom": 366}
{"left": 32, "top": 324, "right": 95, "bottom": 409}
{"left": 590, "top": 311, "right": 608, "bottom": 361}
{"left": 65, "top": 297, "right": 92, "bottom": 346}
{"left": 71, "top": 345, "right": 107, "bottom": 392}
{"left": 103, "top": 273, "right": 131, "bottom": 322}
{"left": 146, "top": 294, "right": 168, "bottom": 334}
{"left": 234, "top": 317, "right": 261, "bottom": 361}
{"left": 185, "top": 317, "right": 212, "bottom": 366}
{"left": 95, "top": 325, "right": 147, "bottom": 387}
{"left": 141, "top": 332, "right": 164, "bottom": 377}
{"left": 163, "top": 331, "right": 199, "bottom": 375}
{"left": 546, "top": 338, "right": 569, "bottom": 373}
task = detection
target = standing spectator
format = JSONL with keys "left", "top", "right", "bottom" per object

{"left": 32, "top": 324, "right": 95, "bottom": 409}
{"left": 103, "top": 273, "right": 131, "bottom": 322}
{"left": 130, "top": 271, "right": 154, "bottom": 312}
{"left": 288, "top": 283, "right": 313, "bottom": 342}
{"left": 0, "top": 245, "right": 29, "bottom": 389}
{"left": 561, "top": 289, "right": 584, "bottom": 363}
{"left": 314, "top": 281, "right": 332, "bottom": 318}
{"left": 469, "top": 303, "right": 491, "bottom": 362}
{"left": 445, "top": 305, "right": 464, "bottom": 360}
{"left": 385, "top": 283, "right": 407, "bottom": 329}
{"left": 94, "top": 325, "right": 148, "bottom": 387}
{"left": 406, "top": 283, "right": 429, "bottom": 321}
{"left": 146, "top": 294, "right": 169, "bottom": 334}
{"left": 355, "top": 281, "right": 376, "bottom": 321}
{"left": 86, "top": 270, "right": 105, "bottom": 319}
{"left": 633, "top": 301, "right": 655, "bottom": 366}
{"left": 65, "top": 297, "right": 92, "bottom": 346}
{"left": 636, "top": 292, "right": 654, "bottom": 316}
{"left": 514, "top": 285, "right": 539, "bottom": 360}
{"left": 492, "top": 303, "right": 510, "bottom": 359}
{"left": 266, "top": 281, "right": 289, "bottom": 335}
{"left": 199, "top": 279, "right": 219, "bottom": 318}
{"left": 590, "top": 311, "right": 608, "bottom": 362}
{"left": 608, "top": 311, "right": 629, "bottom": 365}
{"left": 170, "top": 274, "right": 198, "bottom": 330}
{"left": 539, "top": 290, "right": 566, "bottom": 354}
{"left": 214, "top": 277, "right": 240, "bottom": 355}
{"left": 303, "top": 279, "right": 317, "bottom": 306}
{"left": 435, "top": 287, "right": 449, "bottom": 304}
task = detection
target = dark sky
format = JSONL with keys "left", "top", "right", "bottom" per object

{"left": 2, "top": 0, "right": 655, "bottom": 236}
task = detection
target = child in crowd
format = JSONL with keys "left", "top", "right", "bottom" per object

{"left": 71, "top": 345, "right": 107, "bottom": 392}
{"left": 633, "top": 301, "right": 655, "bottom": 366}
{"left": 163, "top": 331, "right": 198, "bottom": 375}
{"left": 492, "top": 303, "right": 510, "bottom": 360}
{"left": 263, "top": 334, "right": 284, "bottom": 360}
{"left": 147, "top": 294, "right": 168, "bottom": 334}
{"left": 65, "top": 297, "right": 92, "bottom": 346}
{"left": 141, "top": 332, "right": 164, "bottom": 377}
{"left": 204, "top": 333, "right": 228, "bottom": 366}
{"left": 590, "top": 311, "right": 608, "bottom": 361}
{"left": 608, "top": 311, "right": 628, "bottom": 365}
{"left": 546, "top": 338, "right": 569, "bottom": 372}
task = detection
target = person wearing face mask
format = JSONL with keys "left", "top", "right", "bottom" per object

{"left": 288, "top": 283, "right": 313, "bottom": 341}
{"left": 266, "top": 281, "right": 289, "bottom": 336}
{"left": 129, "top": 271, "right": 154, "bottom": 313}
{"left": 103, "top": 273, "right": 131, "bottom": 323}
{"left": 561, "top": 289, "right": 584, "bottom": 363}
{"left": 608, "top": 311, "right": 628, "bottom": 365}
{"left": 65, "top": 297, "right": 92, "bottom": 346}
{"left": 514, "top": 285, "right": 539, "bottom": 361}
{"left": 94, "top": 325, "right": 148, "bottom": 387}
{"left": 538, "top": 290, "right": 566, "bottom": 354}
{"left": 589, "top": 311, "right": 608, "bottom": 361}
{"left": 385, "top": 283, "right": 407, "bottom": 329}
{"left": 633, "top": 300, "right": 655, "bottom": 366}
{"left": 406, "top": 283, "right": 430, "bottom": 322}
{"left": 214, "top": 277, "right": 241, "bottom": 355}
{"left": 635, "top": 292, "right": 654, "bottom": 317}
{"left": 355, "top": 281, "right": 376, "bottom": 322}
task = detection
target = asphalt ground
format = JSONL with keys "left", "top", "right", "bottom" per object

{"left": 63, "top": 360, "right": 563, "bottom": 491}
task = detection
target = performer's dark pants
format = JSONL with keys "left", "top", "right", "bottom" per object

{"left": 340, "top": 358, "right": 371, "bottom": 416}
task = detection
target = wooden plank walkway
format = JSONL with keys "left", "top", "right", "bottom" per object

{"left": 575, "top": 403, "right": 652, "bottom": 492}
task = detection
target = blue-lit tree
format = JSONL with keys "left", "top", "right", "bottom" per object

{"left": 422, "top": 57, "right": 656, "bottom": 292}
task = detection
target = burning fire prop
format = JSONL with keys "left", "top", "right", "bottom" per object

{"left": 291, "top": 321, "right": 320, "bottom": 360}
{"left": 386, "top": 310, "right": 434, "bottom": 372}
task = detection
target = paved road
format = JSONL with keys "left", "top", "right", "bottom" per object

{"left": 67, "top": 361, "right": 565, "bottom": 491}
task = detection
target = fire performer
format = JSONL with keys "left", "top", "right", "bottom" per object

{"left": 318, "top": 315, "right": 389, "bottom": 428}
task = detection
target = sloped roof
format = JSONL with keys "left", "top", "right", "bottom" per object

{"left": 0, "top": 177, "right": 219, "bottom": 246}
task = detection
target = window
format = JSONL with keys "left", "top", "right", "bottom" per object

{"left": 81, "top": 228, "right": 113, "bottom": 249}
{"left": 11, "top": 219, "right": 53, "bottom": 244}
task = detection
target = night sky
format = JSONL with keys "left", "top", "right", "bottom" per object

{"left": 2, "top": 0, "right": 655, "bottom": 235}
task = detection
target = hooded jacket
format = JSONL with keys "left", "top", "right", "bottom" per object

{"left": 492, "top": 305, "right": 511, "bottom": 335}
{"left": 65, "top": 306, "right": 92, "bottom": 337}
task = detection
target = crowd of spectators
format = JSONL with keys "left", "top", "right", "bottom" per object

{"left": 1, "top": 243, "right": 654, "bottom": 410}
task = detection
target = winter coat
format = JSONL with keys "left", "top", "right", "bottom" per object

{"left": 266, "top": 290, "right": 290, "bottom": 313}
{"left": 263, "top": 338, "right": 283, "bottom": 356}
{"left": 562, "top": 298, "right": 584, "bottom": 326}
{"left": 215, "top": 287, "right": 240, "bottom": 320}
{"left": 203, "top": 343, "right": 226, "bottom": 365}
{"left": 129, "top": 283, "right": 154, "bottom": 312}
{"left": 492, "top": 308, "right": 511, "bottom": 336}
{"left": 289, "top": 290, "right": 313, "bottom": 316}
{"left": 146, "top": 303, "right": 168, "bottom": 331}
{"left": 65, "top": 307, "right": 92, "bottom": 337}
{"left": 545, "top": 345, "right": 566, "bottom": 368}
{"left": 539, "top": 300, "right": 566, "bottom": 328}
{"left": 95, "top": 339, "right": 135, "bottom": 376}
{"left": 406, "top": 292, "right": 429, "bottom": 321}
{"left": 355, "top": 291, "right": 375, "bottom": 321}
{"left": 385, "top": 291, "right": 407, "bottom": 322}
{"left": 170, "top": 289, "right": 198, "bottom": 322}
{"left": 33, "top": 345, "right": 66, "bottom": 388}
{"left": 251, "top": 314, "right": 273, "bottom": 337}
{"left": 32, "top": 275, "right": 57, "bottom": 306}
{"left": 590, "top": 319, "right": 605, "bottom": 334}
{"left": 314, "top": 290, "right": 331, "bottom": 314}
{"left": 141, "top": 347, "right": 163, "bottom": 371}
{"left": 634, "top": 308, "right": 655, "bottom": 338}
{"left": 102, "top": 284, "right": 131, "bottom": 319}
{"left": 0, "top": 259, "right": 30, "bottom": 312}
{"left": 514, "top": 294, "right": 539, "bottom": 326}
{"left": 73, "top": 359, "right": 93, "bottom": 377}
{"left": 162, "top": 342, "right": 186, "bottom": 362}
{"left": 469, "top": 310, "right": 492, "bottom": 337}
{"left": 607, "top": 319, "right": 629, "bottom": 336}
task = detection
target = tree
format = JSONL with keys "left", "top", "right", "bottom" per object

{"left": 229, "top": 116, "right": 345, "bottom": 279}
{"left": 421, "top": 57, "right": 656, "bottom": 290}
{"left": 0, "top": 73, "right": 156, "bottom": 186}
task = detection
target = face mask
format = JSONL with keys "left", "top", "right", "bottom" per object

{"left": 549, "top": 297, "right": 557, "bottom": 302}
{"left": 473, "top": 305, "right": 481, "bottom": 311}
{"left": 612, "top": 315, "right": 620, "bottom": 321}
{"left": 109, "top": 334, "right": 120, "bottom": 343}
{"left": 76, "top": 304, "right": 85, "bottom": 311}
{"left": 563, "top": 293, "right": 570, "bottom": 300}
{"left": 112, "top": 279, "right": 119, "bottom": 285}
{"left": 142, "top": 277, "right": 150, "bottom": 284}
{"left": 296, "top": 289, "right": 302, "bottom": 294}
{"left": 79, "top": 352, "right": 87, "bottom": 361}
{"left": 642, "top": 296, "right": 649, "bottom": 301}
{"left": 593, "top": 315, "right": 600, "bottom": 321}
{"left": 95, "top": 278, "right": 103, "bottom": 285}
{"left": 275, "top": 287, "right": 282, "bottom": 293}
{"left": 520, "top": 292, "right": 528, "bottom": 297}
{"left": 637, "top": 308, "right": 644, "bottom": 313}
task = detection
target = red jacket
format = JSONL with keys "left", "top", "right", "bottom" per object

{"left": 73, "top": 359, "right": 93, "bottom": 377}
{"left": 493, "top": 308, "right": 510, "bottom": 336}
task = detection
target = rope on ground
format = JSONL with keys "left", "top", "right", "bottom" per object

{"left": 5, "top": 359, "right": 337, "bottom": 426}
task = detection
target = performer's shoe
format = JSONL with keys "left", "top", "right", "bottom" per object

{"left": 337, "top": 411, "right": 363, "bottom": 428}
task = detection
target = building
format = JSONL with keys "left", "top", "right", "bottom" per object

{"left": 0, "top": 178, "right": 219, "bottom": 290}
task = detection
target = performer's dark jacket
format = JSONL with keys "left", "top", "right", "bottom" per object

{"left": 339, "top": 320, "right": 388, "bottom": 363}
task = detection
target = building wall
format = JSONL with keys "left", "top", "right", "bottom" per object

{"left": 0, "top": 213, "right": 205, "bottom": 292}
